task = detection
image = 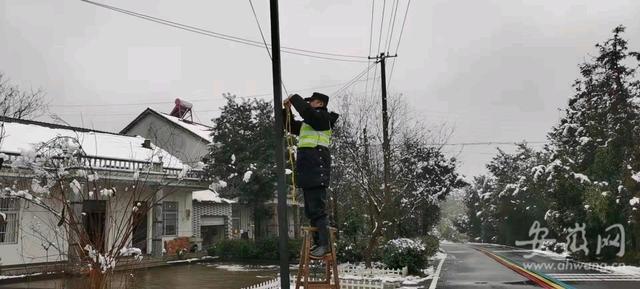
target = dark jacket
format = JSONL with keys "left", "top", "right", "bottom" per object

{"left": 284, "top": 94, "right": 339, "bottom": 188}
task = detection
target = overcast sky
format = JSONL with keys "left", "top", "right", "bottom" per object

{"left": 1, "top": 0, "right": 639, "bottom": 177}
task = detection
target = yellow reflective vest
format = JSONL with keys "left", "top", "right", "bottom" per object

{"left": 298, "top": 123, "right": 332, "bottom": 148}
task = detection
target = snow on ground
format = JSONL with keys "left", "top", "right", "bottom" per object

{"left": 432, "top": 251, "right": 447, "bottom": 261}
{"left": 209, "top": 264, "right": 279, "bottom": 271}
{"left": 166, "top": 258, "right": 202, "bottom": 264}
{"left": 166, "top": 256, "right": 217, "bottom": 264}
{"left": 530, "top": 249, "right": 570, "bottom": 260}
{"left": 340, "top": 273, "right": 432, "bottom": 286}
{"left": 0, "top": 272, "right": 46, "bottom": 280}
{"left": 466, "top": 242, "right": 503, "bottom": 247}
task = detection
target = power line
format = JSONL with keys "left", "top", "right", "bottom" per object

{"left": 387, "top": 0, "right": 411, "bottom": 89}
{"left": 392, "top": 0, "right": 411, "bottom": 56}
{"left": 369, "top": 0, "right": 388, "bottom": 102}
{"left": 384, "top": 0, "right": 400, "bottom": 53}
{"left": 50, "top": 80, "right": 372, "bottom": 108}
{"left": 248, "top": 0, "right": 273, "bottom": 60}
{"left": 376, "top": 0, "right": 387, "bottom": 55}
{"left": 80, "top": 0, "right": 368, "bottom": 63}
{"left": 369, "top": 63, "right": 379, "bottom": 102}
{"left": 53, "top": 108, "right": 221, "bottom": 117}
{"left": 364, "top": 0, "right": 376, "bottom": 101}
{"left": 247, "top": 0, "right": 289, "bottom": 96}
{"left": 332, "top": 62, "right": 378, "bottom": 96}
{"left": 427, "top": 141, "right": 547, "bottom": 146}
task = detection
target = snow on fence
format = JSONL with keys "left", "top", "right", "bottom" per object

{"left": 340, "top": 279, "right": 385, "bottom": 289}
{"left": 241, "top": 277, "right": 283, "bottom": 289}
{"left": 241, "top": 263, "right": 407, "bottom": 289}
{"left": 241, "top": 277, "right": 390, "bottom": 289}
{"left": 338, "top": 263, "right": 408, "bottom": 277}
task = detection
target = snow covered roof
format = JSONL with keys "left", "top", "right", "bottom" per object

{"left": 192, "top": 189, "right": 234, "bottom": 204}
{"left": 0, "top": 117, "right": 186, "bottom": 169}
{"left": 121, "top": 108, "right": 212, "bottom": 142}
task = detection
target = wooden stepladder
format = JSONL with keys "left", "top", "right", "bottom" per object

{"left": 295, "top": 227, "right": 340, "bottom": 289}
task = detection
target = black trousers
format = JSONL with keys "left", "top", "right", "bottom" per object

{"left": 303, "top": 187, "right": 329, "bottom": 247}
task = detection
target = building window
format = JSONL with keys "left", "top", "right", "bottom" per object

{"left": 0, "top": 198, "right": 19, "bottom": 244}
{"left": 162, "top": 202, "right": 178, "bottom": 236}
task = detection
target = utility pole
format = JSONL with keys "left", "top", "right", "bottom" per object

{"left": 369, "top": 52, "right": 396, "bottom": 203}
{"left": 269, "top": 0, "right": 290, "bottom": 288}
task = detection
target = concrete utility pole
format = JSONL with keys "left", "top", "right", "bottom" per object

{"left": 269, "top": 0, "right": 290, "bottom": 288}
{"left": 369, "top": 52, "right": 396, "bottom": 202}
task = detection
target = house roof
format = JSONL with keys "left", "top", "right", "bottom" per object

{"left": 192, "top": 189, "right": 234, "bottom": 204}
{"left": 120, "top": 108, "right": 213, "bottom": 143}
{"left": 0, "top": 116, "right": 186, "bottom": 169}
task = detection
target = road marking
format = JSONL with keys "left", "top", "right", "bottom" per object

{"left": 428, "top": 253, "right": 447, "bottom": 289}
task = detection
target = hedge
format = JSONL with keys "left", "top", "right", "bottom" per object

{"left": 207, "top": 237, "right": 302, "bottom": 261}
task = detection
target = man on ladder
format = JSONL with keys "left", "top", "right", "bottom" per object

{"left": 284, "top": 92, "right": 339, "bottom": 258}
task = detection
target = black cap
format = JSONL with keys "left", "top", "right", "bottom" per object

{"left": 304, "top": 92, "right": 330, "bottom": 106}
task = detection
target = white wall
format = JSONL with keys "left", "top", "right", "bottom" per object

{"left": 0, "top": 199, "right": 68, "bottom": 266}
{"left": 159, "top": 190, "right": 193, "bottom": 246}
{"left": 0, "top": 185, "right": 193, "bottom": 266}
{"left": 124, "top": 113, "right": 209, "bottom": 166}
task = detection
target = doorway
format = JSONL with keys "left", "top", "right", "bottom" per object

{"left": 200, "top": 215, "right": 226, "bottom": 248}
{"left": 132, "top": 201, "right": 148, "bottom": 253}
{"left": 83, "top": 200, "right": 106, "bottom": 252}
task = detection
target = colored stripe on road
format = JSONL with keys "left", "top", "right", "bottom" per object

{"left": 476, "top": 247, "right": 575, "bottom": 289}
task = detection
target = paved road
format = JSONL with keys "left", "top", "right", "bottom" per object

{"left": 432, "top": 243, "right": 640, "bottom": 289}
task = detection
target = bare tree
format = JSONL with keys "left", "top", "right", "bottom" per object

{"left": 0, "top": 131, "right": 195, "bottom": 289}
{"left": 332, "top": 93, "right": 462, "bottom": 266}
{"left": 0, "top": 72, "right": 47, "bottom": 119}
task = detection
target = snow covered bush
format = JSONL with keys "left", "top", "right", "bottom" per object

{"left": 336, "top": 239, "right": 368, "bottom": 263}
{"left": 382, "top": 238, "right": 429, "bottom": 275}
{"left": 420, "top": 235, "right": 440, "bottom": 258}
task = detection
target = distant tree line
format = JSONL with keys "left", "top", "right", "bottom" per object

{"left": 457, "top": 26, "right": 640, "bottom": 264}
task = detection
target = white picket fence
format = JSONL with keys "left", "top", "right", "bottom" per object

{"left": 241, "top": 264, "right": 407, "bottom": 289}
{"left": 241, "top": 277, "right": 283, "bottom": 289}
{"left": 339, "top": 279, "right": 386, "bottom": 289}
{"left": 338, "top": 263, "right": 408, "bottom": 278}
{"left": 240, "top": 277, "right": 387, "bottom": 289}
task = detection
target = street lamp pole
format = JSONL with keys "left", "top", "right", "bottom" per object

{"left": 269, "top": 0, "right": 290, "bottom": 288}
